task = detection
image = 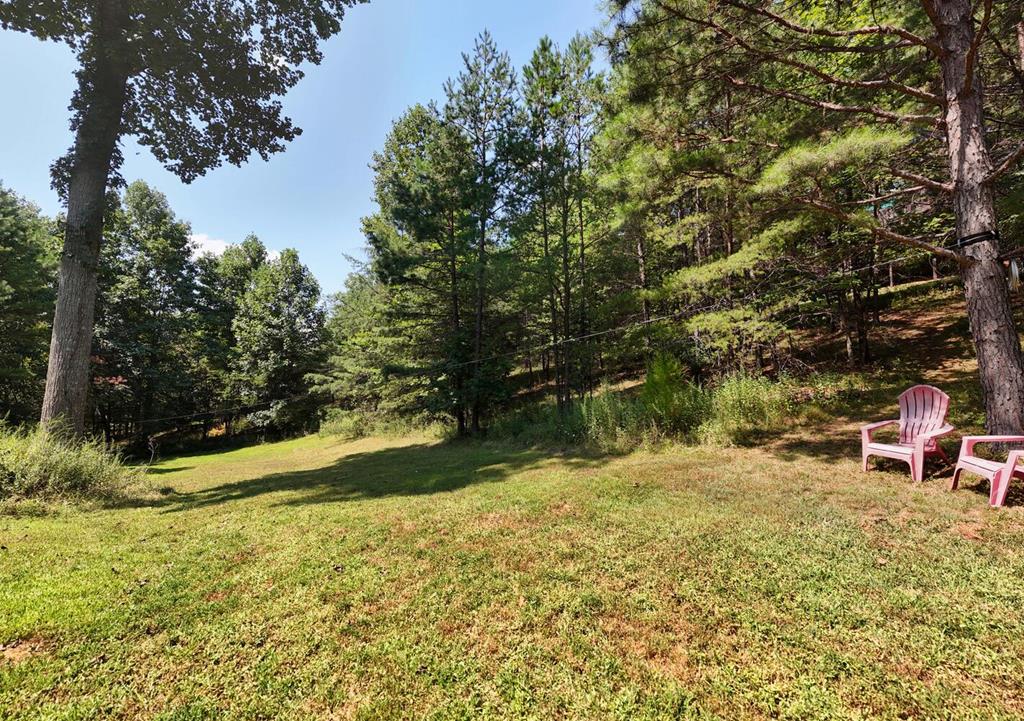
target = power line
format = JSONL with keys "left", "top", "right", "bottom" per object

{"left": 130, "top": 247, "right": 943, "bottom": 428}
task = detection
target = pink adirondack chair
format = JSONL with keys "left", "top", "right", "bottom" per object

{"left": 951, "top": 436, "right": 1024, "bottom": 507}
{"left": 860, "top": 385, "right": 954, "bottom": 482}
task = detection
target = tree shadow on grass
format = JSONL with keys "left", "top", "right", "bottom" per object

{"left": 153, "top": 440, "right": 603, "bottom": 513}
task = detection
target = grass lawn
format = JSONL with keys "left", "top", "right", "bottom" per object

{"left": 3, "top": 420, "right": 1024, "bottom": 720}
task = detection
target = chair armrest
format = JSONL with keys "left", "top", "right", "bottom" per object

{"left": 861, "top": 419, "right": 898, "bottom": 442}
{"left": 915, "top": 424, "right": 955, "bottom": 453}
{"left": 1006, "top": 450, "right": 1024, "bottom": 469}
{"left": 919, "top": 425, "right": 955, "bottom": 440}
{"left": 962, "top": 435, "right": 1024, "bottom": 456}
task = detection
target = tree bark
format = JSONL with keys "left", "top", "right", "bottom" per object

{"left": 929, "top": 0, "right": 1024, "bottom": 434}
{"left": 41, "top": 0, "right": 130, "bottom": 435}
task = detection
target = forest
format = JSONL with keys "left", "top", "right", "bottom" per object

{"left": 4, "top": 1, "right": 1023, "bottom": 452}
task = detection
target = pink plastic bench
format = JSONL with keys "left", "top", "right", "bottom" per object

{"left": 861, "top": 385, "right": 954, "bottom": 482}
{"left": 951, "top": 436, "right": 1024, "bottom": 507}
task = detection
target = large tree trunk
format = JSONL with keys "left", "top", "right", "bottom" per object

{"left": 930, "top": 0, "right": 1024, "bottom": 435}
{"left": 560, "top": 184, "right": 572, "bottom": 410}
{"left": 41, "top": 0, "right": 130, "bottom": 435}
{"left": 471, "top": 212, "right": 486, "bottom": 435}
{"left": 447, "top": 211, "right": 466, "bottom": 437}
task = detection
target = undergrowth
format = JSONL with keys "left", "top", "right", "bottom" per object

{"left": 318, "top": 408, "right": 448, "bottom": 442}
{"left": 489, "top": 356, "right": 799, "bottom": 452}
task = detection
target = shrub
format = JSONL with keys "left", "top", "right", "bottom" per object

{"left": 0, "top": 425, "right": 142, "bottom": 502}
{"left": 641, "top": 354, "right": 711, "bottom": 435}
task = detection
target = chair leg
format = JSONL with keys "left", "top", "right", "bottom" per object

{"left": 935, "top": 445, "right": 950, "bottom": 463}
{"left": 911, "top": 450, "right": 924, "bottom": 482}
{"left": 990, "top": 471, "right": 1010, "bottom": 508}
{"left": 950, "top": 465, "right": 962, "bottom": 491}
{"left": 862, "top": 451, "right": 871, "bottom": 472}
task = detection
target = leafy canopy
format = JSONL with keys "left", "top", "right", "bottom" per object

{"left": 0, "top": 0, "right": 364, "bottom": 184}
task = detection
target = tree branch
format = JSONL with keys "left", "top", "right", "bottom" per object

{"left": 840, "top": 185, "right": 925, "bottom": 206}
{"left": 794, "top": 197, "right": 969, "bottom": 266}
{"left": 990, "top": 31, "right": 1024, "bottom": 96}
{"left": 985, "top": 142, "right": 1024, "bottom": 184}
{"left": 726, "top": 76, "right": 939, "bottom": 126}
{"left": 720, "top": 0, "right": 942, "bottom": 56}
{"left": 963, "top": 0, "right": 992, "bottom": 95}
{"left": 891, "top": 168, "right": 953, "bottom": 193}
{"left": 682, "top": 9, "right": 942, "bottom": 106}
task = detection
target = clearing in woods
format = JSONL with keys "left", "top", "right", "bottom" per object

{"left": 2, "top": 287, "right": 1024, "bottom": 720}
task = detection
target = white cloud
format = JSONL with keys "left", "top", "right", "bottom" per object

{"left": 190, "top": 233, "right": 230, "bottom": 257}
{"left": 190, "top": 233, "right": 282, "bottom": 262}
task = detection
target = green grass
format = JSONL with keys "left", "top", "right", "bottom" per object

{"left": 3, "top": 425, "right": 1024, "bottom": 720}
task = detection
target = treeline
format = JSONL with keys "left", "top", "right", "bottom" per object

{"left": 1, "top": 182, "right": 325, "bottom": 449}
{"left": 323, "top": 2, "right": 1024, "bottom": 435}
{"left": 4, "top": 1, "right": 1024, "bottom": 445}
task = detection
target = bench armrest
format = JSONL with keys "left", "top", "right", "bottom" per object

{"left": 962, "top": 435, "right": 1024, "bottom": 456}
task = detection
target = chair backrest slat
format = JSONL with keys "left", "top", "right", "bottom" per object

{"left": 898, "top": 385, "right": 949, "bottom": 444}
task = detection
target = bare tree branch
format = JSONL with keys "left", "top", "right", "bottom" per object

{"left": 985, "top": 142, "right": 1024, "bottom": 184}
{"left": 990, "top": 31, "right": 1024, "bottom": 96}
{"left": 840, "top": 186, "right": 926, "bottom": 206}
{"left": 963, "top": 0, "right": 993, "bottom": 95}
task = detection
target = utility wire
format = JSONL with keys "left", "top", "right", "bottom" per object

{"left": 130, "top": 248, "right": 945, "bottom": 427}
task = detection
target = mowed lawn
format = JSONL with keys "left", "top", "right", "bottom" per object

{"left": 3, "top": 429, "right": 1024, "bottom": 720}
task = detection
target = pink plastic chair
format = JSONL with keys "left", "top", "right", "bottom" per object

{"left": 861, "top": 385, "right": 954, "bottom": 482}
{"left": 951, "top": 436, "right": 1024, "bottom": 507}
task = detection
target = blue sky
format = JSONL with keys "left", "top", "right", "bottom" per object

{"left": 0, "top": 0, "right": 605, "bottom": 295}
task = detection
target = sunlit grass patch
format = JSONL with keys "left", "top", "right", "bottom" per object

{"left": 2, "top": 431, "right": 1023, "bottom": 719}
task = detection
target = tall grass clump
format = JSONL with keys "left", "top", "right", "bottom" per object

{"left": 318, "top": 409, "right": 448, "bottom": 442}
{"left": 0, "top": 425, "right": 142, "bottom": 503}
{"left": 578, "top": 389, "right": 654, "bottom": 452}
{"left": 489, "top": 358, "right": 799, "bottom": 451}
{"left": 698, "top": 373, "right": 792, "bottom": 444}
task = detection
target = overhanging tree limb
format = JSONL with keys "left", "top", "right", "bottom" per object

{"left": 720, "top": 0, "right": 943, "bottom": 55}
{"left": 668, "top": 6, "right": 942, "bottom": 106}
{"left": 794, "top": 196, "right": 969, "bottom": 266}
{"left": 725, "top": 76, "right": 940, "bottom": 126}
